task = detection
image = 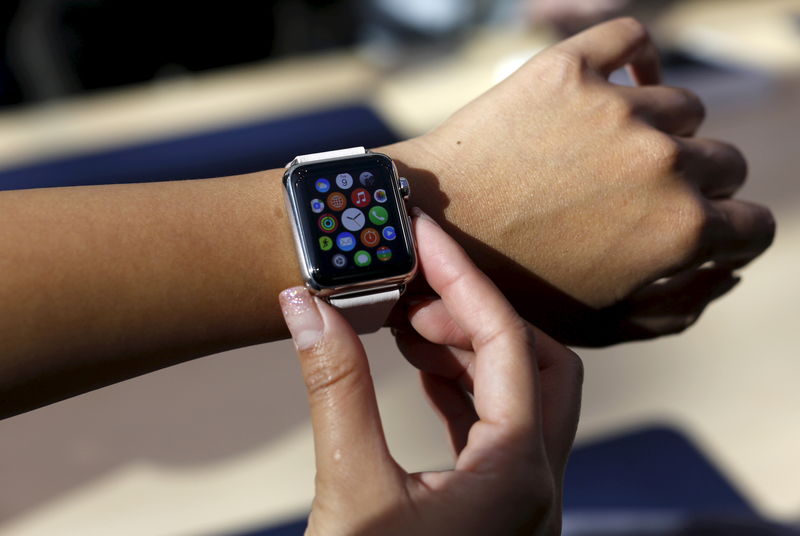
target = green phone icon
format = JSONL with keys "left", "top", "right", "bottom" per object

{"left": 368, "top": 206, "right": 389, "bottom": 226}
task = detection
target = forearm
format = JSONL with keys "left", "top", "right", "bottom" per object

{"left": 0, "top": 167, "right": 304, "bottom": 417}
{"left": 0, "top": 138, "right": 457, "bottom": 417}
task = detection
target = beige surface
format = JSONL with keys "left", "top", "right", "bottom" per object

{"left": 1, "top": 2, "right": 800, "bottom": 534}
{"left": 0, "top": 53, "right": 378, "bottom": 171}
{"left": 661, "top": 0, "right": 800, "bottom": 72}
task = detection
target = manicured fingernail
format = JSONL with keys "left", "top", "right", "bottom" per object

{"left": 411, "top": 206, "right": 440, "bottom": 227}
{"left": 279, "top": 287, "right": 324, "bottom": 350}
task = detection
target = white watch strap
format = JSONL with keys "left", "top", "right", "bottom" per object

{"left": 287, "top": 147, "right": 366, "bottom": 167}
{"left": 328, "top": 289, "right": 400, "bottom": 334}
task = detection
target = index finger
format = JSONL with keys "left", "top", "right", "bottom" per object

{"left": 558, "top": 17, "right": 661, "bottom": 85}
{"left": 412, "top": 210, "right": 539, "bottom": 439}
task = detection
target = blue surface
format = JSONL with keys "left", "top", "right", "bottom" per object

{"left": 563, "top": 426, "right": 757, "bottom": 516}
{"left": 229, "top": 426, "right": 761, "bottom": 536}
{"left": 0, "top": 104, "right": 399, "bottom": 191}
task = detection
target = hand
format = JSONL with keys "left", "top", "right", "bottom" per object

{"left": 387, "top": 18, "right": 774, "bottom": 345}
{"left": 278, "top": 211, "right": 582, "bottom": 535}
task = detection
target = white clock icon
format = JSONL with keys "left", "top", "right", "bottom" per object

{"left": 342, "top": 208, "right": 365, "bottom": 231}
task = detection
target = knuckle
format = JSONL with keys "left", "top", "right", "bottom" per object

{"left": 301, "top": 347, "right": 361, "bottom": 399}
{"left": 676, "top": 197, "right": 714, "bottom": 262}
{"left": 614, "top": 17, "right": 650, "bottom": 47}
{"left": 604, "top": 91, "right": 635, "bottom": 123}
{"left": 673, "top": 87, "right": 706, "bottom": 122}
{"left": 536, "top": 47, "right": 585, "bottom": 85}
{"left": 720, "top": 141, "right": 748, "bottom": 184}
{"left": 644, "top": 132, "right": 683, "bottom": 171}
{"left": 477, "top": 315, "right": 530, "bottom": 351}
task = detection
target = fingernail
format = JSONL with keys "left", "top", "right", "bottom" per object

{"left": 279, "top": 287, "right": 324, "bottom": 350}
{"left": 411, "top": 206, "right": 440, "bottom": 227}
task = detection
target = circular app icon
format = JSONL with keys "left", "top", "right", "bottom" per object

{"left": 318, "top": 214, "right": 338, "bottom": 233}
{"left": 335, "top": 173, "right": 354, "bottom": 189}
{"left": 315, "top": 178, "right": 331, "bottom": 193}
{"left": 351, "top": 188, "right": 371, "bottom": 208}
{"left": 319, "top": 236, "right": 333, "bottom": 251}
{"left": 368, "top": 206, "right": 389, "bottom": 226}
{"left": 374, "top": 189, "right": 387, "bottom": 203}
{"left": 377, "top": 246, "right": 392, "bottom": 261}
{"left": 359, "top": 171, "right": 376, "bottom": 188}
{"left": 335, "top": 232, "right": 356, "bottom": 252}
{"left": 341, "top": 208, "right": 365, "bottom": 232}
{"left": 310, "top": 198, "right": 325, "bottom": 213}
{"left": 332, "top": 254, "right": 347, "bottom": 268}
{"left": 327, "top": 192, "right": 346, "bottom": 211}
{"left": 382, "top": 226, "right": 396, "bottom": 241}
{"left": 360, "top": 228, "right": 380, "bottom": 248}
{"left": 353, "top": 250, "right": 371, "bottom": 267}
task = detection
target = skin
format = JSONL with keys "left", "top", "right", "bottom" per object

{"left": 279, "top": 211, "right": 582, "bottom": 536}
{"left": 0, "top": 19, "right": 774, "bottom": 418}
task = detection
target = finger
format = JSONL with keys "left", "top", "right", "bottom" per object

{"left": 279, "top": 287, "right": 397, "bottom": 483}
{"left": 678, "top": 138, "right": 747, "bottom": 198}
{"left": 407, "top": 298, "right": 472, "bottom": 350}
{"left": 413, "top": 210, "right": 539, "bottom": 434}
{"left": 706, "top": 199, "right": 776, "bottom": 267}
{"left": 532, "top": 328, "right": 583, "bottom": 483}
{"left": 620, "top": 85, "right": 705, "bottom": 136}
{"left": 394, "top": 329, "right": 475, "bottom": 391}
{"left": 420, "top": 372, "right": 478, "bottom": 455}
{"left": 626, "top": 267, "right": 740, "bottom": 336}
{"left": 559, "top": 17, "right": 661, "bottom": 84}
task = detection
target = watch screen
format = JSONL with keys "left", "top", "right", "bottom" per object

{"left": 287, "top": 154, "right": 415, "bottom": 288}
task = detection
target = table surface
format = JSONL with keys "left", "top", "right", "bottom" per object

{"left": 1, "top": 2, "right": 799, "bottom": 534}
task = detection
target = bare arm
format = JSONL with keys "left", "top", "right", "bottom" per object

{"left": 0, "top": 169, "right": 303, "bottom": 416}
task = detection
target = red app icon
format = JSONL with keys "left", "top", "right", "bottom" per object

{"left": 327, "top": 192, "right": 346, "bottom": 211}
{"left": 351, "top": 188, "right": 371, "bottom": 208}
{"left": 360, "top": 227, "right": 380, "bottom": 247}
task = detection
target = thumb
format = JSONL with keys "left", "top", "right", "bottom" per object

{"left": 279, "top": 287, "right": 397, "bottom": 487}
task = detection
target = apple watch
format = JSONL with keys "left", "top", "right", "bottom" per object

{"left": 283, "top": 147, "right": 417, "bottom": 333}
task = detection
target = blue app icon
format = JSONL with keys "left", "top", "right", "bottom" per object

{"left": 382, "top": 226, "right": 396, "bottom": 241}
{"left": 336, "top": 232, "right": 356, "bottom": 252}
{"left": 315, "top": 178, "right": 331, "bottom": 193}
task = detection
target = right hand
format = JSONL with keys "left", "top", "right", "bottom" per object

{"left": 390, "top": 18, "right": 774, "bottom": 345}
{"left": 282, "top": 210, "right": 581, "bottom": 535}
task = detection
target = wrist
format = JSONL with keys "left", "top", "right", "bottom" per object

{"left": 376, "top": 135, "right": 460, "bottom": 225}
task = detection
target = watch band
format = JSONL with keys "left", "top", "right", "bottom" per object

{"left": 329, "top": 289, "right": 400, "bottom": 334}
{"left": 286, "top": 147, "right": 367, "bottom": 168}
{"left": 288, "top": 146, "right": 399, "bottom": 334}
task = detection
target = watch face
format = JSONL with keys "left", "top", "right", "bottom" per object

{"left": 287, "top": 154, "right": 415, "bottom": 289}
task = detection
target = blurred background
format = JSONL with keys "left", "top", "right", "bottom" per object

{"left": 0, "top": 0, "right": 798, "bottom": 535}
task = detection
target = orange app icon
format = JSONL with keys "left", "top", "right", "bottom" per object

{"left": 327, "top": 192, "right": 346, "bottom": 211}
{"left": 360, "top": 227, "right": 380, "bottom": 247}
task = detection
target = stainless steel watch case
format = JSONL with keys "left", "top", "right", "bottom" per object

{"left": 282, "top": 150, "right": 417, "bottom": 299}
